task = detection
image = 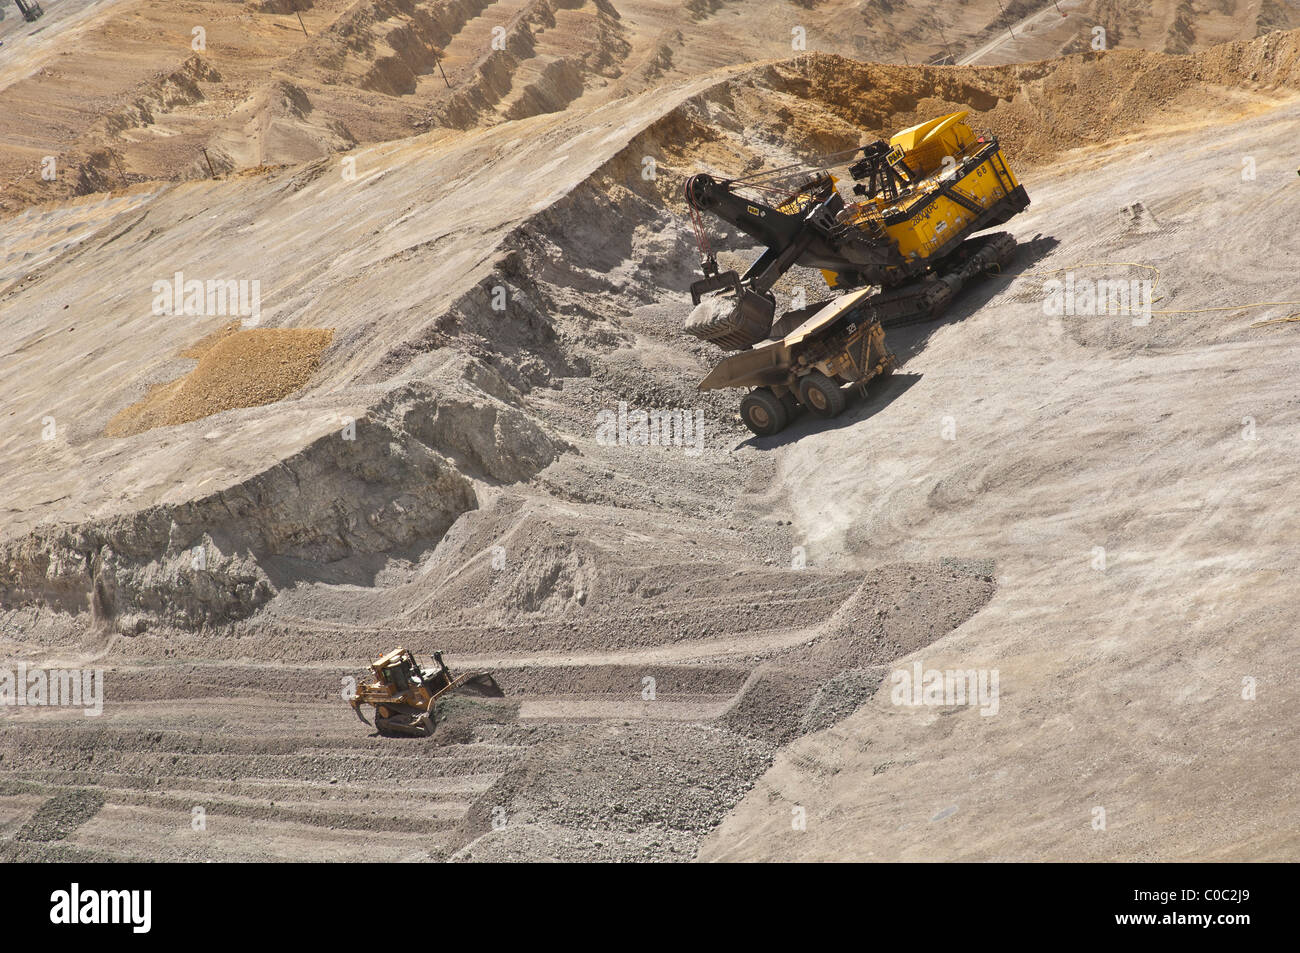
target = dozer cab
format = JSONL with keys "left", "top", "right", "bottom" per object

{"left": 349, "top": 647, "right": 502, "bottom": 737}
{"left": 682, "top": 110, "right": 1030, "bottom": 436}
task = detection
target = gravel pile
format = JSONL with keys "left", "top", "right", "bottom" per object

{"left": 16, "top": 789, "right": 105, "bottom": 842}
{"left": 106, "top": 326, "right": 333, "bottom": 436}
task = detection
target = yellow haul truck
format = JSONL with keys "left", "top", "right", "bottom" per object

{"left": 683, "top": 111, "right": 1029, "bottom": 435}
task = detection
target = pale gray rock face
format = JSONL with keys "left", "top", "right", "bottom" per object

{"left": 0, "top": 381, "right": 560, "bottom": 630}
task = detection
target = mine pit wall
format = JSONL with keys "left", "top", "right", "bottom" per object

{"left": 333, "top": 0, "right": 498, "bottom": 66}
{"left": 68, "top": 55, "right": 224, "bottom": 194}
{"left": 356, "top": 4, "right": 472, "bottom": 97}
{"left": 492, "top": 95, "right": 771, "bottom": 330}
{"left": 31, "top": 30, "right": 1300, "bottom": 637}
{"left": 339, "top": 0, "right": 627, "bottom": 127}
{"left": 257, "top": 1, "right": 315, "bottom": 13}
{"left": 1, "top": 74, "right": 815, "bottom": 636}
{"left": 431, "top": 253, "right": 592, "bottom": 392}
{"left": 0, "top": 385, "right": 560, "bottom": 634}
{"left": 425, "top": 0, "right": 629, "bottom": 130}
{"left": 0, "top": 81, "right": 714, "bottom": 638}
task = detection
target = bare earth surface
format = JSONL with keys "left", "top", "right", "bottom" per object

{"left": 3, "top": 1, "right": 1295, "bottom": 214}
{"left": 2, "top": 3, "right": 1299, "bottom": 861}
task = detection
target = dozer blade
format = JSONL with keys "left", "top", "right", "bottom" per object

{"left": 453, "top": 672, "right": 505, "bottom": 698}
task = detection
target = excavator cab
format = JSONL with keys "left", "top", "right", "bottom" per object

{"left": 848, "top": 140, "right": 915, "bottom": 201}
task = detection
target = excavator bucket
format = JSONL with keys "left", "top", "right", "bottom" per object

{"left": 685, "top": 288, "right": 776, "bottom": 350}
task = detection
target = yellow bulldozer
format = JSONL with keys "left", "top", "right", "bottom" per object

{"left": 349, "top": 647, "right": 502, "bottom": 737}
{"left": 683, "top": 110, "right": 1030, "bottom": 435}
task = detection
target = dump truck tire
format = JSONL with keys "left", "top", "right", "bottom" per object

{"left": 740, "top": 387, "right": 789, "bottom": 436}
{"left": 779, "top": 390, "right": 802, "bottom": 419}
{"left": 798, "top": 371, "right": 847, "bottom": 418}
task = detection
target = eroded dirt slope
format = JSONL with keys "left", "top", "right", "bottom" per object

{"left": 4, "top": 0, "right": 1298, "bottom": 214}
{"left": 4, "top": 25, "right": 1300, "bottom": 860}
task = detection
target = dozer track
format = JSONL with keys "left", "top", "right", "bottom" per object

{"left": 374, "top": 702, "right": 435, "bottom": 738}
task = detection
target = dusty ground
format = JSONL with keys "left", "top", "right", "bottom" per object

{"left": 702, "top": 91, "right": 1300, "bottom": 862}
{"left": 3, "top": 5, "right": 1300, "bottom": 861}
{"left": 3, "top": 0, "right": 1295, "bottom": 214}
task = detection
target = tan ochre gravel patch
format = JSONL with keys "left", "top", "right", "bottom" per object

{"left": 106, "top": 326, "right": 334, "bottom": 437}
